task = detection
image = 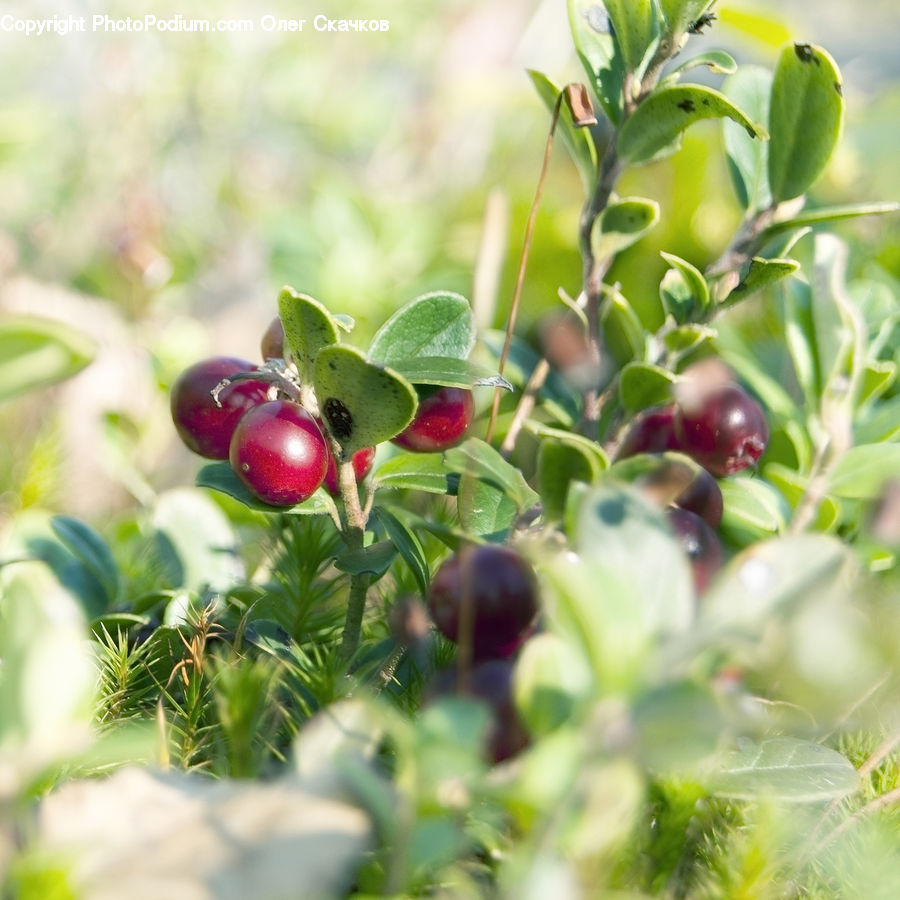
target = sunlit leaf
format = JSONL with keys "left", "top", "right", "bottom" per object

{"left": 277, "top": 287, "right": 340, "bottom": 383}
{"left": 619, "top": 362, "right": 677, "bottom": 413}
{"left": 722, "top": 65, "right": 773, "bottom": 211}
{"left": 592, "top": 197, "right": 660, "bottom": 260}
{"left": 828, "top": 444, "right": 900, "bottom": 499}
{"left": 197, "top": 462, "right": 332, "bottom": 515}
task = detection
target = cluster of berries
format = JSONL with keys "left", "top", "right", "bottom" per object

{"left": 616, "top": 361, "right": 770, "bottom": 592}
{"left": 170, "top": 317, "right": 475, "bottom": 506}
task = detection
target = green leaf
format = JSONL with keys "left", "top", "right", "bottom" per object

{"left": 457, "top": 475, "right": 519, "bottom": 540}
{"left": 619, "top": 84, "right": 767, "bottom": 166}
{"left": 711, "top": 737, "right": 858, "bottom": 802}
{"left": 444, "top": 438, "right": 540, "bottom": 512}
{"left": 527, "top": 422, "right": 609, "bottom": 471}
{"left": 313, "top": 346, "right": 417, "bottom": 454}
{"left": 592, "top": 197, "right": 660, "bottom": 260}
{"left": 828, "top": 445, "right": 900, "bottom": 499}
{"left": 719, "top": 476, "right": 789, "bottom": 540}
{"left": 386, "top": 356, "right": 511, "bottom": 391}
{"left": 566, "top": 0, "right": 625, "bottom": 124}
{"left": 668, "top": 50, "right": 737, "bottom": 78}
{"left": 514, "top": 633, "right": 592, "bottom": 736}
{"left": 619, "top": 362, "right": 677, "bottom": 413}
{"left": 768, "top": 43, "right": 844, "bottom": 202}
{"left": 334, "top": 541, "right": 396, "bottom": 579}
{"left": 50, "top": 516, "right": 119, "bottom": 608}
{"left": 603, "top": 0, "right": 656, "bottom": 74}
{"left": 725, "top": 257, "right": 800, "bottom": 303}
{"left": 372, "top": 506, "right": 430, "bottom": 596}
{"left": 152, "top": 487, "right": 245, "bottom": 593}
{"left": 537, "top": 437, "right": 602, "bottom": 522}
{"left": 0, "top": 314, "right": 95, "bottom": 403}
{"left": 722, "top": 65, "right": 773, "bottom": 211}
{"left": 528, "top": 70, "right": 597, "bottom": 190}
{"left": 373, "top": 452, "right": 453, "bottom": 495}
{"left": 660, "top": 252, "right": 709, "bottom": 319}
{"left": 855, "top": 394, "right": 900, "bottom": 444}
{"left": 567, "top": 482, "right": 695, "bottom": 634}
{"left": 277, "top": 287, "right": 340, "bottom": 383}
{"left": 197, "top": 462, "right": 332, "bottom": 515}
{"left": 764, "top": 463, "right": 840, "bottom": 532}
{"left": 658, "top": 0, "right": 715, "bottom": 39}
{"left": 662, "top": 323, "right": 717, "bottom": 357}
{"left": 859, "top": 360, "right": 896, "bottom": 408}
{"left": 762, "top": 201, "right": 900, "bottom": 237}
{"left": 367, "top": 291, "right": 475, "bottom": 366}
{"left": 601, "top": 287, "right": 645, "bottom": 364}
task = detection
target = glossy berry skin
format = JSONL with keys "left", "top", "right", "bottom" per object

{"left": 673, "top": 383, "right": 769, "bottom": 477}
{"left": 616, "top": 404, "right": 681, "bottom": 459}
{"left": 171, "top": 356, "right": 270, "bottom": 459}
{"left": 228, "top": 400, "right": 328, "bottom": 506}
{"left": 427, "top": 544, "right": 539, "bottom": 660}
{"left": 667, "top": 506, "right": 723, "bottom": 594}
{"left": 322, "top": 443, "right": 376, "bottom": 496}
{"left": 429, "top": 658, "right": 530, "bottom": 763}
{"left": 674, "top": 466, "right": 724, "bottom": 529}
{"left": 393, "top": 386, "right": 474, "bottom": 453}
{"left": 260, "top": 317, "right": 285, "bottom": 360}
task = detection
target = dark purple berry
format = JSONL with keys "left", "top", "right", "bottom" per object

{"left": 429, "top": 658, "right": 530, "bottom": 763}
{"left": 393, "top": 386, "right": 474, "bottom": 453}
{"left": 260, "top": 317, "right": 285, "bottom": 360}
{"left": 228, "top": 400, "right": 328, "bottom": 506}
{"left": 616, "top": 404, "right": 680, "bottom": 459}
{"left": 674, "top": 466, "right": 724, "bottom": 528}
{"left": 427, "top": 544, "right": 539, "bottom": 659}
{"left": 674, "top": 382, "right": 769, "bottom": 477}
{"left": 667, "top": 506, "right": 723, "bottom": 594}
{"left": 171, "top": 356, "right": 269, "bottom": 459}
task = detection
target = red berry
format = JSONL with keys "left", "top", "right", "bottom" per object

{"left": 429, "top": 659, "right": 530, "bottom": 763}
{"left": 674, "top": 382, "right": 769, "bottom": 477}
{"left": 322, "top": 444, "right": 376, "bottom": 496}
{"left": 666, "top": 506, "right": 723, "bottom": 594}
{"left": 616, "top": 404, "right": 680, "bottom": 459}
{"left": 261, "top": 317, "right": 285, "bottom": 360}
{"left": 427, "top": 544, "right": 539, "bottom": 660}
{"left": 228, "top": 400, "right": 328, "bottom": 506}
{"left": 393, "top": 386, "right": 474, "bottom": 453}
{"left": 171, "top": 356, "right": 269, "bottom": 459}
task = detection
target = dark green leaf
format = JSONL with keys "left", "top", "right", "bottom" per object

{"left": 537, "top": 437, "right": 602, "bottom": 522}
{"left": 603, "top": 0, "right": 656, "bottom": 74}
{"left": 367, "top": 292, "right": 475, "bottom": 365}
{"left": 457, "top": 474, "right": 518, "bottom": 540}
{"left": 314, "top": 346, "right": 417, "bottom": 454}
{"left": 660, "top": 252, "right": 710, "bottom": 318}
{"left": 334, "top": 541, "right": 397, "bottom": 578}
{"left": 373, "top": 452, "right": 453, "bottom": 495}
{"left": 277, "top": 287, "right": 340, "bottom": 383}
{"left": 722, "top": 65, "right": 773, "bottom": 211}
{"left": 768, "top": 43, "right": 844, "bottom": 202}
{"left": 197, "top": 462, "right": 332, "bottom": 515}
{"left": 444, "top": 438, "right": 540, "bottom": 512}
{"left": 50, "top": 515, "right": 119, "bottom": 608}
{"left": 619, "top": 84, "right": 767, "bottom": 166}
{"left": 0, "top": 314, "right": 95, "bottom": 403}
{"left": 373, "top": 506, "right": 430, "bottom": 596}
{"left": 619, "top": 362, "right": 677, "bottom": 413}
{"left": 711, "top": 737, "right": 858, "bottom": 802}
{"left": 528, "top": 70, "right": 597, "bottom": 190}
{"left": 386, "top": 356, "right": 512, "bottom": 391}
{"left": 592, "top": 197, "right": 660, "bottom": 260}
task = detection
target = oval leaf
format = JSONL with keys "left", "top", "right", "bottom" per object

{"left": 592, "top": 197, "right": 660, "bottom": 261}
{"left": 712, "top": 737, "right": 858, "bottom": 802}
{"left": 537, "top": 438, "right": 602, "bottom": 522}
{"left": 619, "top": 361, "right": 677, "bottom": 413}
{"left": 603, "top": 0, "right": 656, "bottom": 74}
{"left": 659, "top": 0, "right": 715, "bottom": 38}
{"left": 367, "top": 292, "right": 475, "bottom": 366}
{"left": 50, "top": 515, "right": 119, "bottom": 608}
{"left": 725, "top": 257, "right": 800, "bottom": 303}
{"left": 567, "top": 0, "right": 625, "bottom": 123}
{"left": 444, "top": 438, "right": 539, "bottom": 512}
{"left": 768, "top": 43, "right": 844, "bottom": 202}
{"left": 828, "top": 444, "right": 900, "bottom": 499}
{"left": 619, "top": 84, "right": 767, "bottom": 166}
{"left": 0, "top": 314, "right": 95, "bottom": 403}
{"left": 196, "top": 462, "right": 332, "bottom": 515}
{"left": 373, "top": 452, "right": 454, "bottom": 495}
{"left": 314, "top": 346, "right": 417, "bottom": 454}
{"left": 277, "top": 288, "right": 340, "bottom": 383}
{"left": 457, "top": 475, "right": 519, "bottom": 541}
{"left": 660, "top": 252, "right": 710, "bottom": 319}
{"left": 669, "top": 49, "right": 737, "bottom": 78}
{"left": 722, "top": 65, "right": 773, "bottom": 211}
{"left": 387, "top": 356, "right": 512, "bottom": 391}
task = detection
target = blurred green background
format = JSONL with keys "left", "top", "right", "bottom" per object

{"left": 0, "top": 0, "right": 897, "bottom": 521}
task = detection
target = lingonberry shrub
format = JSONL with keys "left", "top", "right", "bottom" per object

{"left": 170, "top": 356, "right": 270, "bottom": 459}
